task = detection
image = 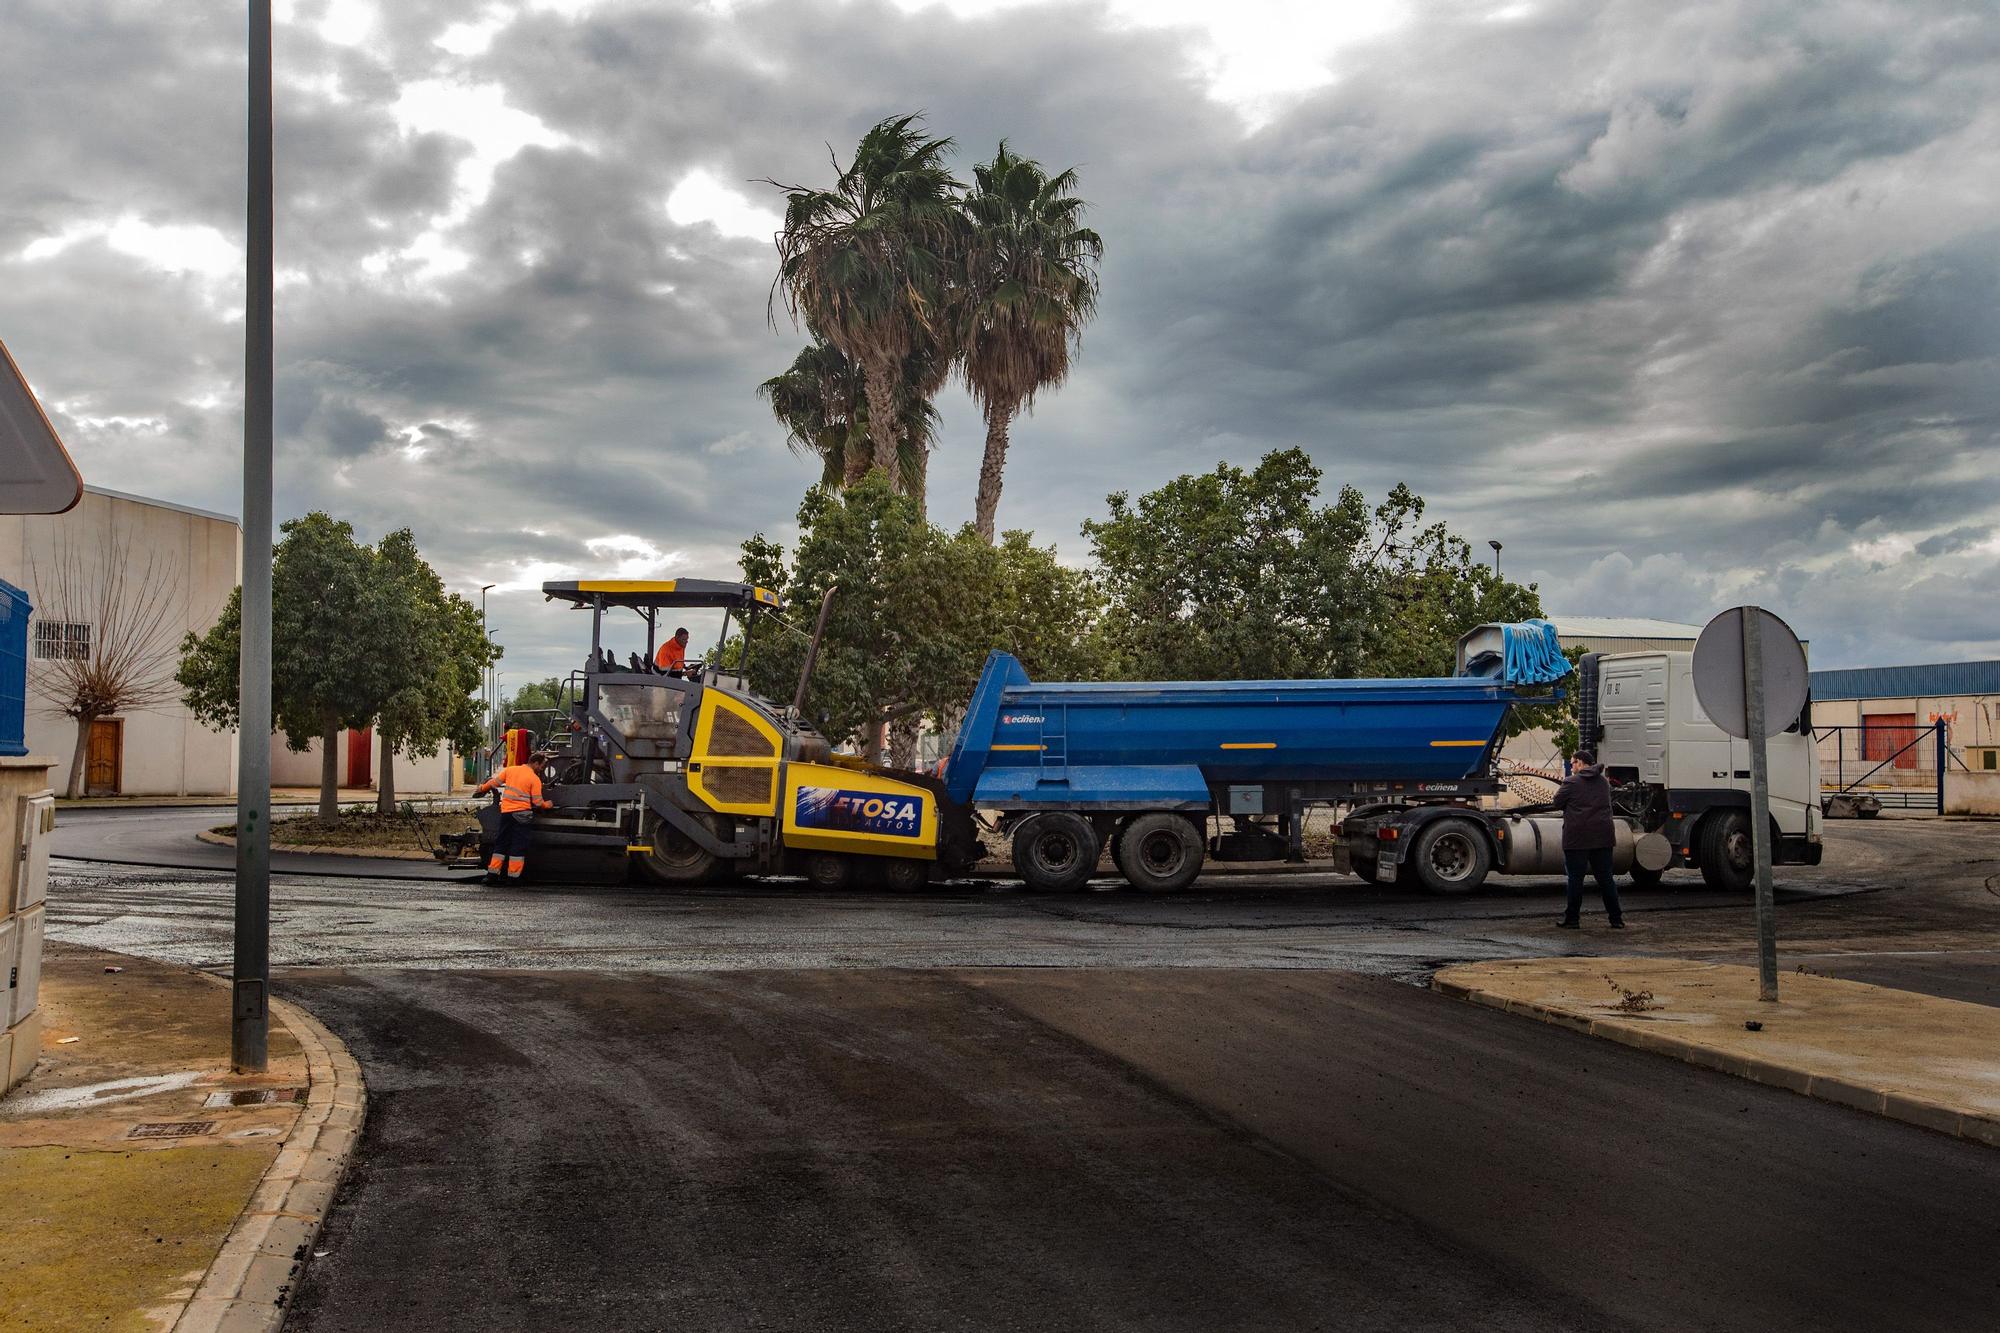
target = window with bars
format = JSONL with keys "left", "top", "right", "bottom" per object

{"left": 33, "top": 620, "right": 92, "bottom": 661}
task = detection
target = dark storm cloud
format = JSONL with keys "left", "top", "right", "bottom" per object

{"left": 3, "top": 0, "right": 1997, "bottom": 679}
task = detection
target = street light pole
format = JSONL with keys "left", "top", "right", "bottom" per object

{"left": 232, "top": 0, "right": 274, "bottom": 1074}
{"left": 480, "top": 584, "right": 494, "bottom": 779}
{"left": 1488, "top": 539, "right": 1503, "bottom": 576}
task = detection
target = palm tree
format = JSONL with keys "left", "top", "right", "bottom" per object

{"left": 958, "top": 143, "right": 1102, "bottom": 542}
{"left": 759, "top": 341, "right": 942, "bottom": 498}
{"left": 768, "top": 114, "right": 962, "bottom": 493}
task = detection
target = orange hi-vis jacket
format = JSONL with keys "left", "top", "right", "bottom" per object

{"left": 478, "top": 763, "right": 550, "bottom": 814}
{"left": 654, "top": 638, "right": 687, "bottom": 672}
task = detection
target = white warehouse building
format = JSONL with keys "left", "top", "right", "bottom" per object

{"left": 0, "top": 486, "right": 241, "bottom": 796}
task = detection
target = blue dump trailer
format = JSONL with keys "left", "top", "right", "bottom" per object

{"left": 944, "top": 620, "right": 1579, "bottom": 893}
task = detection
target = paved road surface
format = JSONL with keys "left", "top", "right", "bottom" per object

{"left": 46, "top": 855, "right": 1876, "bottom": 978}
{"left": 284, "top": 967, "right": 2000, "bottom": 1332}
{"left": 51, "top": 805, "right": 467, "bottom": 879}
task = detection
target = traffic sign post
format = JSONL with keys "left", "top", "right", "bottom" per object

{"left": 1693, "top": 607, "right": 1808, "bottom": 1002}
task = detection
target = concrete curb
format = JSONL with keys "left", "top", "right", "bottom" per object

{"left": 170, "top": 995, "right": 367, "bottom": 1333}
{"left": 196, "top": 829, "right": 442, "bottom": 862}
{"left": 1430, "top": 975, "right": 2000, "bottom": 1149}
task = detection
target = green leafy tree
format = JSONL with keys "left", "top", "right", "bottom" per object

{"left": 179, "top": 513, "right": 394, "bottom": 818}
{"left": 178, "top": 515, "right": 498, "bottom": 818}
{"left": 501, "top": 677, "right": 567, "bottom": 734}
{"left": 740, "top": 476, "right": 1095, "bottom": 764}
{"left": 959, "top": 143, "right": 1102, "bottom": 542}
{"left": 372, "top": 530, "right": 499, "bottom": 811}
{"left": 1083, "top": 451, "right": 1544, "bottom": 686}
{"left": 768, "top": 114, "right": 963, "bottom": 492}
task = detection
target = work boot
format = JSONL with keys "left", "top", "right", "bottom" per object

{"left": 1609, "top": 918, "right": 1626, "bottom": 928}
{"left": 1556, "top": 918, "right": 1579, "bottom": 929}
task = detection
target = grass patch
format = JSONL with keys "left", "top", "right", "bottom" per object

{"left": 209, "top": 806, "right": 480, "bottom": 851}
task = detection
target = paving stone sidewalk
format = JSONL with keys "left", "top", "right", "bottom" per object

{"left": 1434, "top": 956, "right": 2000, "bottom": 1146}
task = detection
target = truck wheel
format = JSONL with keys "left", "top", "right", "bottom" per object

{"left": 1115, "top": 813, "right": 1205, "bottom": 893}
{"left": 877, "top": 857, "right": 929, "bottom": 894}
{"left": 1408, "top": 819, "right": 1491, "bottom": 894}
{"left": 804, "top": 852, "right": 852, "bottom": 891}
{"left": 1012, "top": 813, "right": 1099, "bottom": 893}
{"left": 1698, "top": 812, "right": 1754, "bottom": 892}
{"left": 642, "top": 810, "right": 723, "bottom": 885}
{"left": 1351, "top": 855, "right": 1380, "bottom": 884}
{"left": 1628, "top": 865, "right": 1666, "bottom": 890}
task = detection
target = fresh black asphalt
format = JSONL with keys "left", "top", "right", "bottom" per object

{"left": 281, "top": 968, "right": 2000, "bottom": 1333}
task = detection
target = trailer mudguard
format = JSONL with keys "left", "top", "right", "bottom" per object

{"left": 970, "top": 764, "right": 1210, "bottom": 811}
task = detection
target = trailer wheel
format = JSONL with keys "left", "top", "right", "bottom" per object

{"left": 1012, "top": 813, "right": 1099, "bottom": 893}
{"left": 1697, "top": 811, "right": 1754, "bottom": 892}
{"left": 1628, "top": 865, "right": 1666, "bottom": 890}
{"left": 1351, "top": 854, "right": 1380, "bottom": 884}
{"left": 641, "top": 810, "right": 723, "bottom": 885}
{"left": 877, "top": 857, "right": 929, "bottom": 894}
{"left": 804, "top": 852, "right": 852, "bottom": 891}
{"left": 1115, "top": 813, "right": 1205, "bottom": 893}
{"left": 1408, "top": 819, "right": 1491, "bottom": 894}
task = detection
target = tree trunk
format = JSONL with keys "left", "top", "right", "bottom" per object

{"left": 65, "top": 713, "right": 95, "bottom": 800}
{"left": 865, "top": 718, "right": 888, "bottom": 766}
{"left": 908, "top": 439, "right": 928, "bottom": 522}
{"left": 841, "top": 428, "right": 870, "bottom": 489}
{"left": 888, "top": 714, "right": 921, "bottom": 771}
{"left": 377, "top": 739, "right": 396, "bottom": 814}
{"left": 974, "top": 402, "right": 1014, "bottom": 543}
{"left": 862, "top": 356, "right": 902, "bottom": 489}
{"left": 319, "top": 718, "right": 340, "bottom": 820}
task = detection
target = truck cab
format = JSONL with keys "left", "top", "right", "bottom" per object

{"left": 1592, "top": 650, "right": 1822, "bottom": 887}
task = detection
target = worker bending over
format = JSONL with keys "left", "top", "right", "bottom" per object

{"left": 475, "top": 757, "right": 554, "bottom": 884}
{"left": 654, "top": 626, "right": 692, "bottom": 675}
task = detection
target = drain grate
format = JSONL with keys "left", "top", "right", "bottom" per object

{"left": 128, "top": 1121, "right": 216, "bottom": 1139}
{"left": 202, "top": 1088, "right": 300, "bottom": 1109}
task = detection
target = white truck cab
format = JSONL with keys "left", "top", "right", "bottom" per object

{"left": 1592, "top": 650, "right": 1822, "bottom": 889}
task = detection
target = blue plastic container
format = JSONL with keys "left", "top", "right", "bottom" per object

{"left": 0, "top": 579, "right": 28, "bottom": 757}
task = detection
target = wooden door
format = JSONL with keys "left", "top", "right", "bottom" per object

{"left": 86, "top": 718, "right": 122, "bottom": 795}
{"left": 345, "top": 726, "right": 374, "bottom": 789}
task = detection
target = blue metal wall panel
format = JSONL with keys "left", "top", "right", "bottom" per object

{"left": 1809, "top": 661, "right": 2000, "bottom": 701}
{"left": 0, "top": 579, "right": 27, "bottom": 757}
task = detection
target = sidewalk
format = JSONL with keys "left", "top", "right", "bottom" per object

{"left": 60, "top": 787, "right": 473, "bottom": 810}
{"left": 0, "top": 945, "right": 363, "bottom": 1331}
{"left": 1433, "top": 957, "right": 2000, "bottom": 1147}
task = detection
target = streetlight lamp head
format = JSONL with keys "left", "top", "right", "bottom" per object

{"left": 1488, "top": 540, "right": 1503, "bottom": 553}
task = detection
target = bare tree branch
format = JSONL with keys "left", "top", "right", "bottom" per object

{"left": 29, "top": 527, "right": 188, "bottom": 796}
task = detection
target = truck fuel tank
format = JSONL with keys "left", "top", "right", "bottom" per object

{"left": 1497, "top": 816, "right": 1674, "bottom": 876}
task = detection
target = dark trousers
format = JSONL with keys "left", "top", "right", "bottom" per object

{"left": 1563, "top": 847, "right": 1622, "bottom": 923}
{"left": 493, "top": 811, "right": 534, "bottom": 874}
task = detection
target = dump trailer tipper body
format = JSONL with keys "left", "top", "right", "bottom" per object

{"left": 943, "top": 622, "right": 1575, "bottom": 892}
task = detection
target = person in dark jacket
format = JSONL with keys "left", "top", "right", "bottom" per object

{"left": 1552, "top": 750, "right": 1624, "bottom": 928}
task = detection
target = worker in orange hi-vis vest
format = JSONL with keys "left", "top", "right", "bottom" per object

{"left": 653, "top": 626, "right": 691, "bottom": 675}
{"left": 474, "top": 758, "right": 554, "bottom": 884}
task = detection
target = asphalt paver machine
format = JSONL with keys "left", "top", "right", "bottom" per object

{"left": 473, "top": 579, "right": 981, "bottom": 887}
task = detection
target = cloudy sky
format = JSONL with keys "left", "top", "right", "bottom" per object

{"left": 4, "top": 0, "right": 1996, "bottom": 683}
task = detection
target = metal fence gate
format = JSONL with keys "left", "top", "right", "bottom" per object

{"left": 1813, "top": 720, "right": 1947, "bottom": 812}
